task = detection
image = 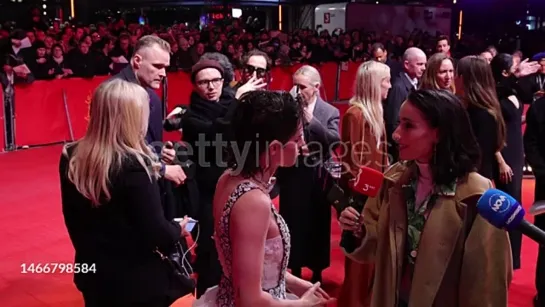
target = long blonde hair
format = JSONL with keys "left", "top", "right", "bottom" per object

{"left": 349, "top": 61, "right": 390, "bottom": 148}
{"left": 63, "top": 79, "right": 159, "bottom": 207}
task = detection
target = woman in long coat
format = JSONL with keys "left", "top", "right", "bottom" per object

{"left": 278, "top": 65, "right": 340, "bottom": 282}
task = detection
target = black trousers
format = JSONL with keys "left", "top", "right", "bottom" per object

{"left": 194, "top": 200, "right": 222, "bottom": 298}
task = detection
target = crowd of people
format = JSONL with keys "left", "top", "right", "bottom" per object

{"left": 4, "top": 12, "right": 541, "bottom": 307}
{"left": 0, "top": 12, "right": 526, "bottom": 87}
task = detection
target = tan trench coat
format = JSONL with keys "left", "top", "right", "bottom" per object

{"left": 344, "top": 162, "right": 513, "bottom": 307}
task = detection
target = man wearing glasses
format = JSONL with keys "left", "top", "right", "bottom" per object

{"left": 236, "top": 49, "right": 272, "bottom": 90}
{"left": 183, "top": 59, "right": 265, "bottom": 297}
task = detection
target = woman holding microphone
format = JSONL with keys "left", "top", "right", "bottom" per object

{"left": 339, "top": 89, "right": 512, "bottom": 307}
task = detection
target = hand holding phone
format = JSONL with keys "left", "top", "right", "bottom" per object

{"left": 174, "top": 216, "right": 198, "bottom": 234}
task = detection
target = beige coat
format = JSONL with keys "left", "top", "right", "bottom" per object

{"left": 345, "top": 162, "right": 513, "bottom": 307}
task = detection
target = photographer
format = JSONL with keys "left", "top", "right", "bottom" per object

{"left": 174, "top": 59, "right": 265, "bottom": 297}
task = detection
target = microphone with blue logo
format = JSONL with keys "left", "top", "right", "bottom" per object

{"left": 477, "top": 189, "right": 545, "bottom": 245}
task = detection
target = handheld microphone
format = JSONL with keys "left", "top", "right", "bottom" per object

{"left": 340, "top": 166, "right": 384, "bottom": 252}
{"left": 477, "top": 189, "right": 545, "bottom": 245}
{"left": 349, "top": 166, "right": 384, "bottom": 197}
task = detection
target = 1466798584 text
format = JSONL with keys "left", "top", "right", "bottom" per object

{"left": 20, "top": 262, "right": 96, "bottom": 274}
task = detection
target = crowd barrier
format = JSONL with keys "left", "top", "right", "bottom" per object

{"left": 1, "top": 61, "right": 360, "bottom": 151}
{"left": 0, "top": 60, "right": 532, "bottom": 152}
{"left": 0, "top": 89, "right": 4, "bottom": 151}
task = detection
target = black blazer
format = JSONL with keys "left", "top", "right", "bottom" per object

{"left": 59, "top": 145, "right": 182, "bottom": 304}
{"left": 524, "top": 97, "right": 545, "bottom": 200}
{"left": 112, "top": 65, "right": 164, "bottom": 144}
{"left": 384, "top": 72, "right": 415, "bottom": 162}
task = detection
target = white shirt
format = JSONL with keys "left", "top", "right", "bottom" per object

{"left": 306, "top": 96, "right": 318, "bottom": 116}
{"left": 404, "top": 73, "right": 418, "bottom": 89}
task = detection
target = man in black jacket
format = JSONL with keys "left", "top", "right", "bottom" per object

{"left": 524, "top": 96, "right": 545, "bottom": 307}
{"left": 384, "top": 47, "right": 427, "bottom": 163}
{"left": 111, "top": 35, "right": 186, "bottom": 188}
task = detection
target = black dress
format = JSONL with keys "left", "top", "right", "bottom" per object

{"left": 467, "top": 105, "right": 498, "bottom": 180}
{"left": 494, "top": 81, "right": 524, "bottom": 270}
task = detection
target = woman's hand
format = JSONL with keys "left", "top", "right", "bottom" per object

{"left": 515, "top": 58, "right": 540, "bottom": 78}
{"left": 161, "top": 141, "right": 176, "bottom": 164}
{"left": 177, "top": 216, "right": 191, "bottom": 237}
{"left": 339, "top": 207, "right": 363, "bottom": 235}
{"left": 297, "top": 282, "right": 336, "bottom": 306}
{"left": 499, "top": 162, "right": 513, "bottom": 184}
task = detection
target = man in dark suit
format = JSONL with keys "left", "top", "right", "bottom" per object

{"left": 111, "top": 36, "right": 188, "bottom": 226}
{"left": 278, "top": 65, "right": 340, "bottom": 283}
{"left": 371, "top": 42, "right": 402, "bottom": 82}
{"left": 384, "top": 47, "right": 427, "bottom": 163}
{"left": 111, "top": 35, "right": 186, "bottom": 189}
{"left": 524, "top": 96, "right": 545, "bottom": 307}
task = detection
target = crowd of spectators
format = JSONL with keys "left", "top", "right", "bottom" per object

{"left": 0, "top": 9, "right": 524, "bottom": 87}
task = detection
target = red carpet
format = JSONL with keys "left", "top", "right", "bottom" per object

{"left": 0, "top": 145, "right": 538, "bottom": 306}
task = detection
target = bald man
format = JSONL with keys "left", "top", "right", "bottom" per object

{"left": 384, "top": 47, "right": 427, "bottom": 162}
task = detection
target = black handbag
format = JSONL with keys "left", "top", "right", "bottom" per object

{"left": 154, "top": 240, "right": 196, "bottom": 296}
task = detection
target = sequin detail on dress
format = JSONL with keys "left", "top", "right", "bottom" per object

{"left": 214, "top": 181, "right": 292, "bottom": 306}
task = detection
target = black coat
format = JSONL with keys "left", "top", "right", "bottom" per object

{"left": 181, "top": 90, "right": 236, "bottom": 296}
{"left": 384, "top": 72, "right": 415, "bottom": 163}
{"left": 113, "top": 65, "right": 164, "bottom": 145}
{"left": 524, "top": 97, "right": 545, "bottom": 201}
{"left": 59, "top": 145, "right": 184, "bottom": 304}
{"left": 277, "top": 97, "right": 340, "bottom": 271}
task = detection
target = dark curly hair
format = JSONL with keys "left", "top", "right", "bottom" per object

{"left": 407, "top": 89, "right": 481, "bottom": 186}
{"left": 227, "top": 91, "right": 304, "bottom": 177}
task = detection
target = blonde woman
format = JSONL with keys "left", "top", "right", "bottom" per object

{"left": 59, "top": 79, "right": 190, "bottom": 307}
{"left": 337, "top": 61, "right": 391, "bottom": 307}
{"left": 420, "top": 52, "right": 456, "bottom": 93}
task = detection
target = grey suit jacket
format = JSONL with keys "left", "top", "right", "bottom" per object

{"left": 306, "top": 97, "right": 341, "bottom": 162}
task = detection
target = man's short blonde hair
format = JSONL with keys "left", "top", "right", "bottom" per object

{"left": 134, "top": 35, "right": 171, "bottom": 53}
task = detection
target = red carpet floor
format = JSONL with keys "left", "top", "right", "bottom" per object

{"left": 0, "top": 145, "right": 538, "bottom": 306}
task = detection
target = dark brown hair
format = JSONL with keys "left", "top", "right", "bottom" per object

{"left": 456, "top": 55, "right": 506, "bottom": 152}
{"left": 408, "top": 89, "right": 481, "bottom": 186}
